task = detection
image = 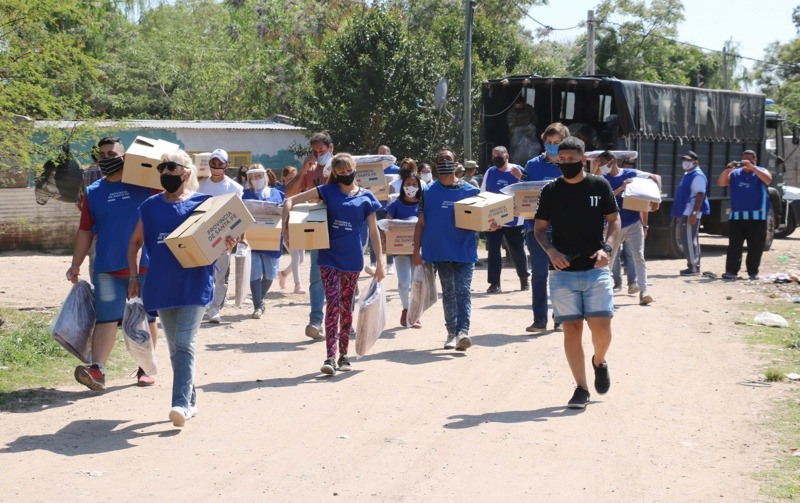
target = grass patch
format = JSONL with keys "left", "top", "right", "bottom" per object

{"left": 744, "top": 303, "right": 800, "bottom": 500}
{"left": 0, "top": 307, "right": 136, "bottom": 411}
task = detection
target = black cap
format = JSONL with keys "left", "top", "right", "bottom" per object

{"left": 681, "top": 151, "right": 698, "bottom": 161}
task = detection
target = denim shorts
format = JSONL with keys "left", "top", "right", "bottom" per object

{"left": 93, "top": 272, "right": 155, "bottom": 323}
{"left": 549, "top": 267, "right": 614, "bottom": 322}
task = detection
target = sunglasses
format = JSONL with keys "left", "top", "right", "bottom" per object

{"left": 156, "top": 161, "right": 186, "bottom": 173}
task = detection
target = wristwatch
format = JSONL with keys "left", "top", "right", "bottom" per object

{"left": 602, "top": 243, "right": 612, "bottom": 253}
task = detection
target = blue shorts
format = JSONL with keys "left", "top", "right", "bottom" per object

{"left": 93, "top": 272, "right": 156, "bottom": 323}
{"left": 549, "top": 267, "right": 614, "bottom": 322}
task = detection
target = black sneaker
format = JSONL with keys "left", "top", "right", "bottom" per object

{"left": 337, "top": 355, "right": 352, "bottom": 372}
{"left": 320, "top": 358, "right": 336, "bottom": 375}
{"left": 526, "top": 321, "right": 547, "bottom": 333}
{"left": 721, "top": 272, "right": 738, "bottom": 280}
{"left": 520, "top": 277, "right": 529, "bottom": 291}
{"left": 592, "top": 355, "right": 610, "bottom": 394}
{"left": 486, "top": 284, "right": 501, "bottom": 294}
{"left": 567, "top": 386, "right": 590, "bottom": 409}
{"left": 679, "top": 268, "right": 700, "bottom": 276}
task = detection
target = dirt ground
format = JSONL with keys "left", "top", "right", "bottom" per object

{"left": 1, "top": 234, "right": 799, "bottom": 502}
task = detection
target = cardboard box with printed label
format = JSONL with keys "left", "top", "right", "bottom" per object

{"left": 287, "top": 202, "right": 329, "bottom": 251}
{"left": 122, "top": 136, "right": 181, "bottom": 189}
{"left": 355, "top": 165, "right": 386, "bottom": 191}
{"left": 384, "top": 226, "right": 415, "bottom": 255}
{"left": 511, "top": 189, "right": 541, "bottom": 219}
{"left": 246, "top": 215, "right": 282, "bottom": 251}
{"left": 165, "top": 193, "right": 255, "bottom": 268}
{"left": 454, "top": 192, "right": 514, "bottom": 231}
{"left": 193, "top": 153, "right": 212, "bottom": 178}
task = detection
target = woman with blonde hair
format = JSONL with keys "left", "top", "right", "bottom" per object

{"left": 128, "top": 149, "right": 235, "bottom": 427}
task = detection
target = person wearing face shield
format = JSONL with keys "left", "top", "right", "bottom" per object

{"left": 670, "top": 151, "right": 710, "bottom": 276}
{"left": 595, "top": 151, "right": 661, "bottom": 306}
{"left": 242, "top": 166, "right": 286, "bottom": 319}
{"left": 283, "top": 131, "right": 335, "bottom": 341}
{"left": 523, "top": 122, "right": 570, "bottom": 333}
{"left": 533, "top": 136, "right": 620, "bottom": 410}
{"left": 67, "top": 136, "right": 160, "bottom": 391}
{"left": 198, "top": 149, "right": 244, "bottom": 324}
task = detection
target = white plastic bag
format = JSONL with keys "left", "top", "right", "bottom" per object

{"left": 355, "top": 279, "right": 386, "bottom": 356}
{"left": 377, "top": 216, "right": 418, "bottom": 232}
{"left": 49, "top": 280, "right": 95, "bottom": 363}
{"left": 407, "top": 264, "right": 437, "bottom": 324}
{"left": 234, "top": 242, "right": 252, "bottom": 308}
{"left": 122, "top": 297, "right": 157, "bottom": 376}
{"left": 754, "top": 311, "right": 789, "bottom": 328}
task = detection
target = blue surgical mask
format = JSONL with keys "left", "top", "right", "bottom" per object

{"left": 545, "top": 143, "right": 560, "bottom": 157}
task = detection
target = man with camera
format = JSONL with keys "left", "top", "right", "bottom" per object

{"left": 717, "top": 150, "right": 772, "bottom": 280}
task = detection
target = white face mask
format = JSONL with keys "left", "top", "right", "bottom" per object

{"left": 317, "top": 151, "right": 331, "bottom": 166}
{"left": 682, "top": 161, "right": 695, "bottom": 171}
{"left": 251, "top": 178, "right": 266, "bottom": 191}
{"left": 420, "top": 172, "right": 432, "bottom": 183}
{"left": 403, "top": 185, "right": 419, "bottom": 198}
{"left": 598, "top": 163, "right": 612, "bottom": 175}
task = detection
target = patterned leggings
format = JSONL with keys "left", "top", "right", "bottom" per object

{"left": 319, "top": 266, "right": 360, "bottom": 359}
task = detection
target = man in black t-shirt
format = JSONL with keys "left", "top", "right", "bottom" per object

{"left": 533, "top": 136, "right": 621, "bottom": 410}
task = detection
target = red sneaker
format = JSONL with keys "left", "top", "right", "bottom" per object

{"left": 75, "top": 364, "right": 106, "bottom": 391}
{"left": 136, "top": 367, "right": 155, "bottom": 386}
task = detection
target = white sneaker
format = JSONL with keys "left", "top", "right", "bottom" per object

{"left": 252, "top": 309, "right": 262, "bottom": 319}
{"left": 387, "top": 263, "right": 395, "bottom": 275}
{"left": 189, "top": 404, "right": 199, "bottom": 418}
{"left": 207, "top": 308, "right": 221, "bottom": 324}
{"left": 364, "top": 264, "right": 376, "bottom": 277}
{"left": 455, "top": 332, "right": 472, "bottom": 351}
{"left": 169, "top": 406, "right": 189, "bottom": 427}
{"left": 443, "top": 334, "right": 457, "bottom": 350}
{"left": 628, "top": 285, "right": 640, "bottom": 295}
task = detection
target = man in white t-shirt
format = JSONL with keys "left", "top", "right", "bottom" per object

{"left": 198, "top": 149, "right": 244, "bottom": 323}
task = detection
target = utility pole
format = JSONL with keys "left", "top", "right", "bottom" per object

{"left": 462, "top": 0, "right": 475, "bottom": 161}
{"left": 586, "top": 10, "right": 595, "bottom": 75}
{"left": 722, "top": 47, "right": 729, "bottom": 90}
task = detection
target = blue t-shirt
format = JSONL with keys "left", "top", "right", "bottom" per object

{"left": 86, "top": 179, "right": 154, "bottom": 273}
{"left": 275, "top": 185, "right": 286, "bottom": 195}
{"left": 384, "top": 164, "right": 400, "bottom": 175}
{"left": 139, "top": 192, "right": 215, "bottom": 310}
{"left": 729, "top": 167, "right": 770, "bottom": 220}
{"left": 243, "top": 187, "right": 285, "bottom": 258}
{"left": 317, "top": 184, "right": 382, "bottom": 272}
{"left": 603, "top": 169, "right": 641, "bottom": 228}
{"left": 386, "top": 198, "right": 420, "bottom": 220}
{"left": 420, "top": 181, "right": 480, "bottom": 263}
{"left": 523, "top": 154, "right": 561, "bottom": 230}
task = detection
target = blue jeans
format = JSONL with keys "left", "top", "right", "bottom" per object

{"left": 525, "top": 229, "right": 550, "bottom": 324}
{"left": 394, "top": 255, "right": 413, "bottom": 309}
{"left": 309, "top": 250, "right": 324, "bottom": 324}
{"left": 485, "top": 226, "right": 528, "bottom": 285}
{"left": 157, "top": 305, "right": 205, "bottom": 410}
{"left": 435, "top": 261, "right": 474, "bottom": 335}
{"left": 549, "top": 268, "right": 614, "bottom": 322}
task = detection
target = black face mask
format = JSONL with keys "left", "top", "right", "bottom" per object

{"left": 492, "top": 156, "right": 506, "bottom": 168}
{"left": 98, "top": 156, "right": 124, "bottom": 176}
{"left": 160, "top": 174, "right": 184, "bottom": 193}
{"left": 336, "top": 172, "right": 356, "bottom": 186}
{"left": 558, "top": 161, "right": 584, "bottom": 179}
{"left": 399, "top": 169, "right": 412, "bottom": 179}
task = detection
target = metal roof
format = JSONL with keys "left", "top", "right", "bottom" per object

{"left": 35, "top": 118, "right": 305, "bottom": 131}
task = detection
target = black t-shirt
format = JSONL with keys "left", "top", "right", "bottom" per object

{"left": 534, "top": 174, "right": 618, "bottom": 271}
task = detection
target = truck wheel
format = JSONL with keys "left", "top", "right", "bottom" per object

{"left": 763, "top": 208, "right": 776, "bottom": 251}
{"left": 775, "top": 211, "right": 796, "bottom": 239}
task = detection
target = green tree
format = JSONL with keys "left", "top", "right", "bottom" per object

{"left": 754, "top": 6, "right": 800, "bottom": 121}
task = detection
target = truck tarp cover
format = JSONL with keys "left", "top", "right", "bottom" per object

{"left": 615, "top": 80, "right": 765, "bottom": 142}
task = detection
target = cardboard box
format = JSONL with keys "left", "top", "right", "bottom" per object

{"left": 122, "top": 136, "right": 180, "bottom": 189}
{"left": 287, "top": 202, "right": 329, "bottom": 251}
{"left": 193, "top": 153, "right": 211, "bottom": 178}
{"left": 512, "top": 189, "right": 541, "bottom": 219}
{"left": 621, "top": 197, "right": 652, "bottom": 212}
{"left": 384, "top": 226, "right": 415, "bottom": 255}
{"left": 165, "top": 193, "right": 255, "bottom": 268}
{"left": 621, "top": 178, "right": 661, "bottom": 213}
{"left": 246, "top": 215, "right": 282, "bottom": 251}
{"left": 355, "top": 165, "right": 386, "bottom": 190}
{"left": 454, "top": 192, "right": 514, "bottom": 231}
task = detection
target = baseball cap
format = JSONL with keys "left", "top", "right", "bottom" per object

{"left": 681, "top": 150, "right": 698, "bottom": 161}
{"left": 209, "top": 149, "right": 229, "bottom": 164}
{"left": 464, "top": 160, "right": 478, "bottom": 170}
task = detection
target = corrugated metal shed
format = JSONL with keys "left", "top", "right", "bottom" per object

{"left": 36, "top": 118, "right": 305, "bottom": 131}
{"left": 0, "top": 189, "right": 78, "bottom": 251}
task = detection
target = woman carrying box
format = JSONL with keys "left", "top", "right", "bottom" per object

{"left": 282, "top": 153, "right": 384, "bottom": 376}
{"left": 127, "top": 149, "right": 235, "bottom": 427}
{"left": 242, "top": 165, "right": 285, "bottom": 319}
{"left": 385, "top": 173, "right": 423, "bottom": 328}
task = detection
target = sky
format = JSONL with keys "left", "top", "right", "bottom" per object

{"left": 521, "top": 0, "right": 798, "bottom": 78}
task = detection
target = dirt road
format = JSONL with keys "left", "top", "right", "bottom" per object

{"left": 1, "top": 235, "right": 798, "bottom": 502}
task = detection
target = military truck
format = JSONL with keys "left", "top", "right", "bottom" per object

{"left": 479, "top": 75, "right": 800, "bottom": 257}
